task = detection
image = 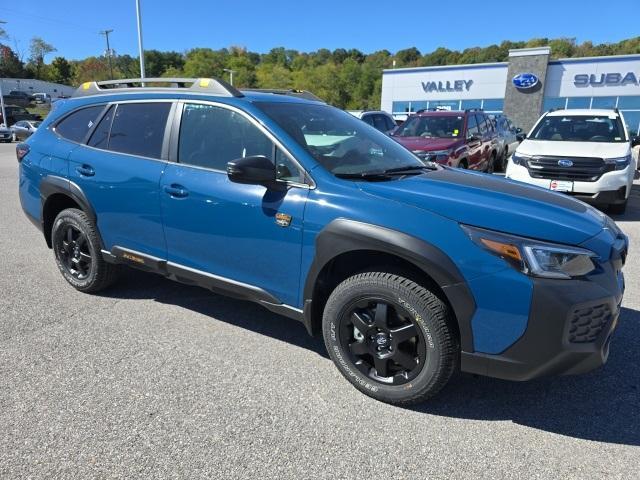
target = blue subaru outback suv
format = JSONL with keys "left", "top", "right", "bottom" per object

{"left": 18, "top": 78, "right": 628, "bottom": 405}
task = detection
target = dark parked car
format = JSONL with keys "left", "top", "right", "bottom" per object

{"left": 491, "top": 114, "right": 520, "bottom": 171}
{"left": 390, "top": 109, "right": 499, "bottom": 172}
{"left": 0, "top": 105, "right": 41, "bottom": 126}
{"left": 17, "top": 77, "right": 628, "bottom": 405}
{"left": 348, "top": 110, "right": 397, "bottom": 133}
{"left": 2, "top": 90, "right": 33, "bottom": 107}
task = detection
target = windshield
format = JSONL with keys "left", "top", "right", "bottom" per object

{"left": 255, "top": 102, "right": 424, "bottom": 177}
{"left": 394, "top": 115, "right": 464, "bottom": 138}
{"left": 529, "top": 115, "right": 627, "bottom": 142}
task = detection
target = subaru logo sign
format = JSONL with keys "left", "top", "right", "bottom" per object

{"left": 512, "top": 73, "right": 539, "bottom": 89}
{"left": 558, "top": 159, "right": 574, "bottom": 167}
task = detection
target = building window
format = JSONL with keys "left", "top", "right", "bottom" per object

{"left": 461, "top": 99, "right": 482, "bottom": 110}
{"left": 392, "top": 101, "right": 412, "bottom": 113}
{"left": 429, "top": 100, "right": 461, "bottom": 111}
{"left": 543, "top": 97, "right": 566, "bottom": 111}
{"left": 621, "top": 111, "right": 640, "bottom": 137}
{"left": 566, "top": 97, "right": 591, "bottom": 109}
{"left": 482, "top": 99, "right": 503, "bottom": 112}
{"left": 591, "top": 96, "right": 617, "bottom": 109}
{"left": 618, "top": 96, "right": 640, "bottom": 109}
{"left": 412, "top": 101, "right": 428, "bottom": 112}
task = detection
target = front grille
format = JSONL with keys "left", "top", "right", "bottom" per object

{"left": 568, "top": 304, "right": 612, "bottom": 343}
{"left": 526, "top": 156, "right": 611, "bottom": 182}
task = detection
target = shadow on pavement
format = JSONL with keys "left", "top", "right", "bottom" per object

{"left": 102, "top": 269, "right": 639, "bottom": 446}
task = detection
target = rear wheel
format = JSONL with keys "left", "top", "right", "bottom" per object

{"left": 458, "top": 159, "right": 468, "bottom": 169}
{"left": 501, "top": 149, "right": 509, "bottom": 172}
{"left": 486, "top": 152, "right": 496, "bottom": 174}
{"left": 322, "top": 272, "right": 457, "bottom": 405}
{"left": 52, "top": 208, "right": 119, "bottom": 292}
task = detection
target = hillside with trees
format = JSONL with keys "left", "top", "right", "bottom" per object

{"left": 1, "top": 35, "right": 639, "bottom": 109}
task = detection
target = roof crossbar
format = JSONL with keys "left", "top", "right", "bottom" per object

{"left": 73, "top": 77, "right": 244, "bottom": 98}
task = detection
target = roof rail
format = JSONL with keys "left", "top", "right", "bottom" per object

{"left": 464, "top": 108, "right": 484, "bottom": 113}
{"left": 73, "top": 77, "right": 244, "bottom": 98}
{"left": 242, "top": 88, "right": 324, "bottom": 102}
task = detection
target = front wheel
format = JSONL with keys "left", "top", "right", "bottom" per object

{"left": 322, "top": 272, "right": 457, "bottom": 405}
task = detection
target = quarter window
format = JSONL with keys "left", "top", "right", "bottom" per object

{"left": 54, "top": 105, "right": 104, "bottom": 143}
{"left": 466, "top": 114, "right": 479, "bottom": 137}
{"left": 107, "top": 103, "right": 171, "bottom": 159}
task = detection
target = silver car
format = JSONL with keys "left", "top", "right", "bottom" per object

{"left": 11, "top": 120, "right": 41, "bottom": 141}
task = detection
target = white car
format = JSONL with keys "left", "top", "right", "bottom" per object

{"left": 506, "top": 109, "right": 639, "bottom": 214}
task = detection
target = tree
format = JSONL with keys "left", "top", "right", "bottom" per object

{"left": 48, "top": 56, "right": 73, "bottom": 84}
{"left": 182, "top": 48, "right": 228, "bottom": 78}
{"left": 29, "top": 37, "right": 56, "bottom": 79}
{"left": 0, "top": 45, "right": 25, "bottom": 77}
{"left": 144, "top": 50, "right": 184, "bottom": 78}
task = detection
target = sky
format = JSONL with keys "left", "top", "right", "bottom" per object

{"left": 0, "top": 0, "right": 637, "bottom": 61}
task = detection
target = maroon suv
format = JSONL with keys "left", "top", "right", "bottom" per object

{"left": 390, "top": 109, "right": 499, "bottom": 172}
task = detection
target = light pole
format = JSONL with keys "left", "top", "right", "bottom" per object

{"left": 99, "top": 29, "right": 114, "bottom": 79}
{"left": 0, "top": 20, "right": 8, "bottom": 128}
{"left": 223, "top": 68, "right": 236, "bottom": 86}
{"left": 135, "top": 0, "right": 146, "bottom": 83}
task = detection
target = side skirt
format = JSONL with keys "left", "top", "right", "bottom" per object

{"left": 102, "top": 246, "right": 305, "bottom": 324}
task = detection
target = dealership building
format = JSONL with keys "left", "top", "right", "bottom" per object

{"left": 381, "top": 47, "right": 640, "bottom": 134}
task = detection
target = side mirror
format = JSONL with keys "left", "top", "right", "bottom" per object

{"left": 467, "top": 134, "right": 480, "bottom": 142}
{"left": 227, "top": 155, "right": 276, "bottom": 187}
{"left": 631, "top": 136, "right": 640, "bottom": 148}
{"left": 516, "top": 133, "right": 527, "bottom": 142}
{"left": 515, "top": 127, "right": 523, "bottom": 134}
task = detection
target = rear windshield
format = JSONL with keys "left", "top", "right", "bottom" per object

{"left": 394, "top": 115, "right": 464, "bottom": 138}
{"left": 529, "top": 115, "right": 627, "bottom": 142}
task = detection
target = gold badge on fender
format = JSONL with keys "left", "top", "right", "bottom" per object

{"left": 275, "top": 212, "right": 292, "bottom": 227}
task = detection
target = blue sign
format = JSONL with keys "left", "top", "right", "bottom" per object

{"left": 558, "top": 159, "right": 574, "bottom": 167}
{"left": 512, "top": 73, "right": 539, "bottom": 89}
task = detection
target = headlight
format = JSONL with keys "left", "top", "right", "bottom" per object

{"left": 511, "top": 152, "right": 531, "bottom": 166}
{"left": 413, "top": 149, "right": 451, "bottom": 162}
{"left": 461, "top": 225, "right": 597, "bottom": 279}
{"left": 605, "top": 154, "right": 631, "bottom": 171}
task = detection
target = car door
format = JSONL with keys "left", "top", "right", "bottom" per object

{"left": 14, "top": 121, "right": 28, "bottom": 140}
{"left": 67, "top": 101, "right": 173, "bottom": 259}
{"left": 160, "top": 101, "right": 310, "bottom": 306}
{"left": 475, "top": 114, "right": 492, "bottom": 170}
{"left": 465, "top": 114, "right": 482, "bottom": 168}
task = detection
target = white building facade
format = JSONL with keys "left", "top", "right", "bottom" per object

{"left": 381, "top": 48, "right": 640, "bottom": 135}
{"left": 0, "top": 78, "right": 75, "bottom": 99}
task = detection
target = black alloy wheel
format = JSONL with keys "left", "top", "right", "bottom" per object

{"left": 56, "top": 224, "right": 93, "bottom": 280}
{"left": 339, "top": 298, "right": 426, "bottom": 385}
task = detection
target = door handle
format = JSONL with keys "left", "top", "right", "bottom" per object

{"left": 75, "top": 164, "right": 95, "bottom": 177}
{"left": 163, "top": 184, "right": 189, "bottom": 198}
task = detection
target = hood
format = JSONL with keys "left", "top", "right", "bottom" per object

{"left": 358, "top": 168, "right": 606, "bottom": 245}
{"left": 518, "top": 139, "right": 630, "bottom": 158}
{"left": 391, "top": 136, "right": 461, "bottom": 152}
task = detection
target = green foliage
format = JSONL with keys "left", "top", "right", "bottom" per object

{"left": 10, "top": 36, "right": 640, "bottom": 109}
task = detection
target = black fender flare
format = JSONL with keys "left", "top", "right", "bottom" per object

{"left": 39, "top": 175, "right": 101, "bottom": 248}
{"left": 303, "top": 218, "right": 476, "bottom": 351}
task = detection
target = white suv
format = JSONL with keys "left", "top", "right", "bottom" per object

{"left": 506, "top": 109, "right": 639, "bottom": 214}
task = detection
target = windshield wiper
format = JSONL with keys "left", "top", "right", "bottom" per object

{"left": 334, "top": 164, "right": 437, "bottom": 180}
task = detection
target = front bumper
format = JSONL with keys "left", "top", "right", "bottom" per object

{"left": 461, "top": 255, "right": 625, "bottom": 381}
{"left": 505, "top": 162, "right": 632, "bottom": 206}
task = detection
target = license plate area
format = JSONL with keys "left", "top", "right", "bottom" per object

{"left": 549, "top": 180, "right": 573, "bottom": 192}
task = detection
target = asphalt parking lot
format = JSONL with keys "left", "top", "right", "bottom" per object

{"left": 1, "top": 142, "right": 639, "bottom": 479}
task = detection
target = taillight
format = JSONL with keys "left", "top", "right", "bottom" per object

{"left": 16, "top": 143, "right": 29, "bottom": 163}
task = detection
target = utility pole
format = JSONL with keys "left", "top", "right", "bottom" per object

{"left": 223, "top": 68, "right": 236, "bottom": 86}
{"left": 99, "top": 29, "right": 114, "bottom": 79}
{"left": 0, "top": 20, "right": 8, "bottom": 127}
{"left": 135, "top": 0, "right": 146, "bottom": 84}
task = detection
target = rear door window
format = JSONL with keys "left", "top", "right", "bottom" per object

{"left": 466, "top": 114, "right": 479, "bottom": 137}
{"left": 54, "top": 105, "right": 105, "bottom": 143}
{"left": 373, "top": 115, "right": 388, "bottom": 132}
{"left": 361, "top": 114, "right": 374, "bottom": 126}
{"left": 107, "top": 103, "right": 171, "bottom": 158}
{"left": 476, "top": 114, "right": 488, "bottom": 134}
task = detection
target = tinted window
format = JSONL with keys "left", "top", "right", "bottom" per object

{"left": 476, "top": 114, "right": 488, "bottom": 134}
{"left": 88, "top": 105, "right": 115, "bottom": 149}
{"left": 108, "top": 103, "right": 171, "bottom": 158}
{"left": 530, "top": 115, "right": 626, "bottom": 143}
{"left": 373, "top": 115, "right": 388, "bottom": 132}
{"left": 178, "top": 103, "right": 273, "bottom": 171}
{"left": 275, "top": 148, "right": 304, "bottom": 183}
{"left": 385, "top": 115, "right": 396, "bottom": 131}
{"left": 466, "top": 114, "right": 479, "bottom": 136}
{"left": 395, "top": 115, "right": 464, "bottom": 138}
{"left": 361, "top": 114, "right": 375, "bottom": 126}
{"left": 55, "top": 105, "right": 104, "bottom": 143}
